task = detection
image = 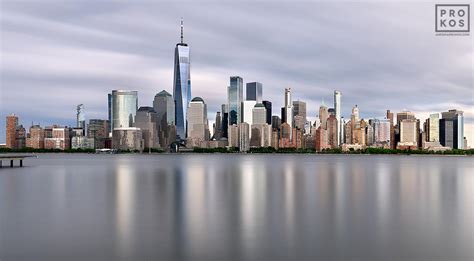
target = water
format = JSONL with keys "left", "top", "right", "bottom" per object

{"left": 0, "top": 154, "right": 473, "bottom": 260}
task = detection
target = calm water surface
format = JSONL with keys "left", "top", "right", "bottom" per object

{"left": 0, "top": 154, "right": 473, "bottom": 260}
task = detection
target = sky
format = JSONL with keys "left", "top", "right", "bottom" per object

{"left": 0, "top": 1, "right": 473, "bottom": 145}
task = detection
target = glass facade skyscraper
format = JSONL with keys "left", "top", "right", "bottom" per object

{"left": 109, "top": 90, "right": 138, "bottom": 131}
{"left": 246, "top": 82, "right": 263, "bottom": 102}
{"left": 173, "top": 19, "right": 191, "bottom": 140}
{"left": 228, "top": 76, "right": 243, "bottom": 125}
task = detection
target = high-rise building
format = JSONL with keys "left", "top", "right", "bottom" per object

{"left": 272, "top": 116, "right": 281, "bottom": 130}
{"left": 228, "top": 76, "right": 243, "bottom": 125}
{"left": 135, "top": 106, "right": 159, "bottom": 149}
{"left": 319, "top": 104, "right": 328, "bottom": 129}
{"left": 26, "top": 125, "right": 45, "bottom": 149}
{"left": 284, "top": 88, "right": 293, "bottom": 139}
{"left": 399, "top": 119, "right": 417, "bottom": 145}
{"left": 76, "top": 104, "right": 85, "bottom": 135}
{"left": 327, "top": 115, "right": 338, "bottom": 148}
{"left": 87, "top": 119, "right": 109, "bottom": 149}
{"left": 428, "top": 113, "right": 440, "bottom": 142}
{"left": 154, "top": 90, "right": 175, "bottom": 126}
{"left": 374, "top": 119, "right": 391, "bottom": 145}
{"left": 186, "top": 97, "right": 209, "bottom": 147}
{"left": 334, "top": 90, "right": 342, "bottom": 146}
{"left": 252, "top": 103, "right": 267, "bottom": 125}
{"left": 396, "top": 111, "right": 415, "bottom": 127}
{"left": 173, "top": 19, "right": 191, "bottom": 140}
{"left": 154, "top": 90, "right": 176, "bottom": 148}
{"left": 293, "top": 101, "right": 307, "bottom": 123}
{"left": 109, "top": 90, "right": 138, "bottom": 132}
{"left": 112, "top": 127, "right": 143, "bottom": 151}
{"left": 44, "top": 127, "right": 70, "bottom": 150}
{"left": 246, "top": 82, "right": 263, "bottom": 102}
{"left": 221, "top": 104, "right": 229, "bottom": 138}
{"left": 440, "top": 109, "right": 464, "bottom": 149}
{"left": 213, "top": 112, "right": 223, "bottom": 140}
{"left": 238, "top": 122, "right": 250, "bottom": 152}
{"left": 242, "top": 100, "right": 257, "bottom": 125}
{"left": 262, "top": 101, "right": 272, "bottom": 125}
{"left": 6, "top": 114, "right": 18, "bottom": 149}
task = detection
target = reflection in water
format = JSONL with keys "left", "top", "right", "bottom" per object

{"left": 115, "top": 164, "right": 135, "bottom": 258}
{"left": 0, "top": 154, "right": 473, "bottom": 260}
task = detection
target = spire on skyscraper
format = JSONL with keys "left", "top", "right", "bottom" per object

{"left": 180, "top": 17, "right": 184, "bottom": 44}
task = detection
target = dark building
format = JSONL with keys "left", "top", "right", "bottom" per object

{"left": 272, "top": 116, "right": 281, "bottom": 130}
{"left": 440, "top": 109, "right": 464, "bottom": 149}
{"left": 262, "top": 100, "right": 272, "bottom": 125}
{"left": 246, "top": 82, "right": 262, "bottom": 102}
{"left": 439, "top": 119, "right": 454, "bottom": 149}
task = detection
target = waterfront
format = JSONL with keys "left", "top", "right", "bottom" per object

{"left": 0, "top": 154, "right": 473, "bottom": 260}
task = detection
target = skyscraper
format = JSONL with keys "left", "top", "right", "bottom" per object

{"left": 154, "top": 90, "right": 175, "bottom": 148}
{"left": 262, "top": 100, "right": 272, "bottom": 125}
{"left": 186, "top": 97, "right": 209, "bottom": 147}
{"left": 252, "top": 103, "right": 267, "bottom": 125}
{"left": 440, "top": 109, "right": 464, "bottom": 149}
{"left": 228, "top": 76, "right": 243, "bottom": 125}
{"left": 154, "top": 90, "right": 175, "bottom": 126}
{"left": 334, "top": 90, "right": 342, "bottom": 146}
{"left": 284, "top": 88, "right": 293, "bottom": 139}
{"left": 246, "top": 82, "right": 263, "bottom": 102}
{"left": 242, "top": 100, "right": 257, "bottom": 126}
{"left": 173, "top": 18, "right": 191, "bottom": 140}
{"left": 76, "top": 104, "right": 85, "bottom": 131}
{"left": 319, "top": 104, "right": 328, "bottom": 129}
{"left": 293, "top": 101, "right": 307, "bottom": 123}
{"left": 6, "top": 114, "right": 18, "bottom": 149}
{"left": 109, "top": 90, "right": 138, "bottom": 131}
{"left": 428, "top": 113, "right": 440, "bottom": 142}
{"left": 135, "top": 106, "right": 159, "bottom": 149}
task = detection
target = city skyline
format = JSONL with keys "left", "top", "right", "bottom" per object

{"left": 0, "top": 2, "right": 472, "bottom": 145}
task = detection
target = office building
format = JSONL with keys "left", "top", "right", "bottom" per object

{"left": 319, "top": 104, "right": 328, "bottom": 129}
{"left": 112, "top": 127, "right": 143, "bottom": 151}
{"left": 135, "top": 106, "right": 159, "bottom": 149}
{"left": 6, "top": 114, "right": 18, "bottom": 149}
{"left": 228, "top": 76, "right": 243, "bottom": 125}
{"left": 428, "top": 113, "right": 440, "bottom": 142}
{"left": 109, "top": 90, "right": 138, "bottom": 131}
{"left": 154, "top": 90, "right": 175, "bottom": 148}
{"left": 246, "top": 82, "right": 263, "bottom": 102}
{"left": 87, "top": 119, "right": 109, "bottom": 149}
{"left": 262, "top": 101, "right": 272, "bottom": 125}
{"left": 293, "top": 101, "right": 307, "bottom": 123}
{"left": 252, "top": 103, "right": 267, "bottom": 125}
{"left": 26, "top": 125, "right": 45, "bottom": 149}
{"left": 440, "top": 109, "right": 464, "bottom": 149}
{"left": 399, "top": 119, "right": 417, "bottom": 145}
{"left": 242, "top": 100, "right": 257, "bottom": 125}
{"left": 272, "top": 116, "right": 281, "bottom": 130}
{"left": 374, "top": 118, "right": 391, "bottom": 145}
{"left": 186, "top": 97, "right": 210, "bottom": 147}
{"left": 173, "top": 19, "right": 191, "bottom": 140}
{"left": 44, "top": 127, "right": 70, "bottom": 150}
{"left": 284, "top": 88, "right": 293, "bottom": 139}
{"left": 327, "top": 115, "right": 338, "bottom": 148}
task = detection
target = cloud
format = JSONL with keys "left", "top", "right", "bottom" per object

{"left": 0, "top": 1, "right": 472, "bottom": 146}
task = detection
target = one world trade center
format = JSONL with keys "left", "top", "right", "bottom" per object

{"left": 173, "top": 18, "right": 191, "bottom": 141}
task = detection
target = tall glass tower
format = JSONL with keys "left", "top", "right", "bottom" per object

{"left": 228, "top": 76, "right": 243, "bottom": 125}
{"left": 173, "top": 18, "right": 191, "bottom": 140}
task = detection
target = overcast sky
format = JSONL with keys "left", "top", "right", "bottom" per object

{"left": 0, "top": 1, "right": 472, "bottom": 145}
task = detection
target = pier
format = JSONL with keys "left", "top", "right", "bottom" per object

{"left": 0, "top": 155, "right": 37, "bottom": 168}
